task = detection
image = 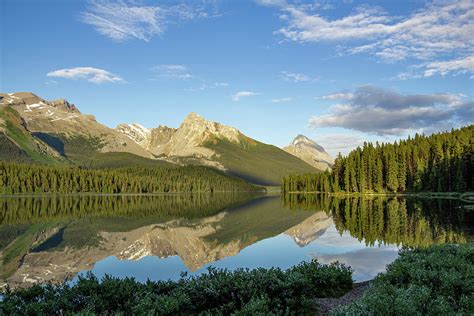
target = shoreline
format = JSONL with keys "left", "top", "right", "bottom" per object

{"left": 284, "top": 191, "right": 473, "bottom": 199}
{"left": 314, "top": 280, "right": 372, "bottom": 315}
{"left": 1, "top": 191, "right": 471, "bottom": 197}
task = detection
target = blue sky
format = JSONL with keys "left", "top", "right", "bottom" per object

{"left": 1, "top": 0, "right": 473, "bottom": 155}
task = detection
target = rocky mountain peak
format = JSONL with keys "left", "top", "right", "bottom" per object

{"left": 1, "top": 93, "right": 80, "bottom": 114}
{"left": 291, "top": 134, "right": 325, "bottom": 152}
{"left": 179, "top": 112, "right": 241, "bottom": 143}
{"left": 0, "top": 92, "right": 39, "bottom": 106}
{"left": 50, "top": 99, "right": 80, "bottom": 113}
{"left": 283, "top": 135, "right": 334, "bottom": 171}
{"left": 11, "top": 92, "right": 43, "bottom": 103}
{"left": 183, "top": 112, "right": 203, "bottom": 122}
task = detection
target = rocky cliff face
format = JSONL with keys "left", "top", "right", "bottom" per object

{"left": 115, "top": 123, "right": 177, "bottom": 155}
{"left": 148, "top": 126, "right": 176, "bottom": 153}
{"left": 116, "top": 123, "right": 152, "bottom": 148}
{"left": 283, "top": 135, "right": 334, "bottom": 171}
{"left": 156, "top": 112, "right": 242, "bottom": 158}
{"left": 116, "top": 112, "right": 243, "bottom": 159}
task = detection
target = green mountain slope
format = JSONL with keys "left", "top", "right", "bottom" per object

{"left": 0, "top": 106, "right": 171, "bottom": 169}
{"left": 0, "top": 106, "right": 61, "bottom": 164}
{"left": 34, "top": 132, "right": 173, "bottom": 169}
{"left": 205, "top": 137, "right": 320, "bottom": 186}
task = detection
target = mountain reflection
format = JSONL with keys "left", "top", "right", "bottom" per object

{"left": 0, "top": 194, "right": 471, "bottom": 288}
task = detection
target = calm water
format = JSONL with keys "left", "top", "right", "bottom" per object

{"left": 0, "top": 194, "right": 472, "bottom": 289}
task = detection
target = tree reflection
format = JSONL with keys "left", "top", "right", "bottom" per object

{"left": 283, "top": 194, "right": 471, "bottom": 247}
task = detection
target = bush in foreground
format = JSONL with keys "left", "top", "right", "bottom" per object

{"left": 333, "top": 244, "right": 474, "bottom": 315}
{"left": 0, "top": 260, "right": 352, "bottom": 315}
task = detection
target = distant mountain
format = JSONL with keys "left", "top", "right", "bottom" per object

{"left": 116, "top": 113, "right": 319, "bottom": 185}
{"left": 0, "top": 92, "right": 318, "bottom": 185}
{"left": 283, "top": 135, "right": 333, "bottom": 171}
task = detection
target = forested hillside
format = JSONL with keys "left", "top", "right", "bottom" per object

{"left": 283, "top": 125, "right": 473, "bottom": 193}
{"left": 0, "top": 162, "right": 261, "bottom": 194}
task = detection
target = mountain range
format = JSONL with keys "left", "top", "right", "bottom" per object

{"left": 0, "top": 92, "right": 333, "bottom": 185}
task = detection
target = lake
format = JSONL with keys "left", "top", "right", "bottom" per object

{"left": 0, "top": 194, "right": 472, "bottom": 289}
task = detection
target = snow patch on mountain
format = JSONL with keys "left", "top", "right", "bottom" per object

{"left": 116, "top": 123, "right": 151, "bottom": 147}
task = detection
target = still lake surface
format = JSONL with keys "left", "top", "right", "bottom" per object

{"left": 0, "top": 194, "right": 472, "bottom": 289}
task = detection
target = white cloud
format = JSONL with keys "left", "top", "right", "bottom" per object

{"left": 255, "top": 0, "right": 287, "bottom": 7}
{"left": 395, "top": 55, "right": 474, "bottom": 80}
{"left": 232, "top": 91, "right": 260, "bottom": 101}
{"left": 260, "top": 0, "right": 474, "bottom": 77}
{"left": 151, "top": 64, "right": 193, "bottom": 79}
{"left": 394, "top": 71, "right": 422, "bottom": 81}
{"left": 424, "top": 55, "right": 474, "bottom": 77}
{"left": 46, "top": 67, "right": 123, "bottom": 84}
{"left": 315, "top": 247, "right": 399, "bottom": 282}
{"left": 272, "top": 97, "right": 293, "bottom": 103}
{"left": 321, "top": 93, "right": 354, "bottom": 100}
{"left": 213, "top": 82, "right": 229, "bottom": 87}
{"left": 185, "top": 81, "right": 229, "bottom": 92}
{"left": 309, "top": 86, "right": 472, "bottom": 135}
{"left": 281, "top": 71, "right": 310, "bottom": 82}
{"left": 80, "top": 0, "right": 215, "bottom": 42}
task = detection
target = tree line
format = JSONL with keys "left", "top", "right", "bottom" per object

{"left": 283, "top": 125, "right": 473, "bottom": 193}
{"left": 0, "top": 162, "right": 261, "bottom": 194}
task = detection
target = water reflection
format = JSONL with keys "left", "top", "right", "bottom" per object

{"left": 284, "top": 194, "right": 472, "bottom": 246}
{"left": 0, "top": 194, "right": 471, "bottom": 288}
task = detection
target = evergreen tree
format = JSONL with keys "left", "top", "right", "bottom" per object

{"left": 282, "top": 125, "right": 473, "bottom": 194}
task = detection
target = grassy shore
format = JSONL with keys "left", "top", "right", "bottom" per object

{"left": 334, "top": 244, "right": 473, "bottom": 315}
{"left": 0, "top": 261, "right": 352, "bottom": 315}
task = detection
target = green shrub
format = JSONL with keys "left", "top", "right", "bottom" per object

{"left": 333, "top": 244, "right": 474, "bottom": 315}
{"left": 0, "top": 260, "right": 353, "bottom": 315}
